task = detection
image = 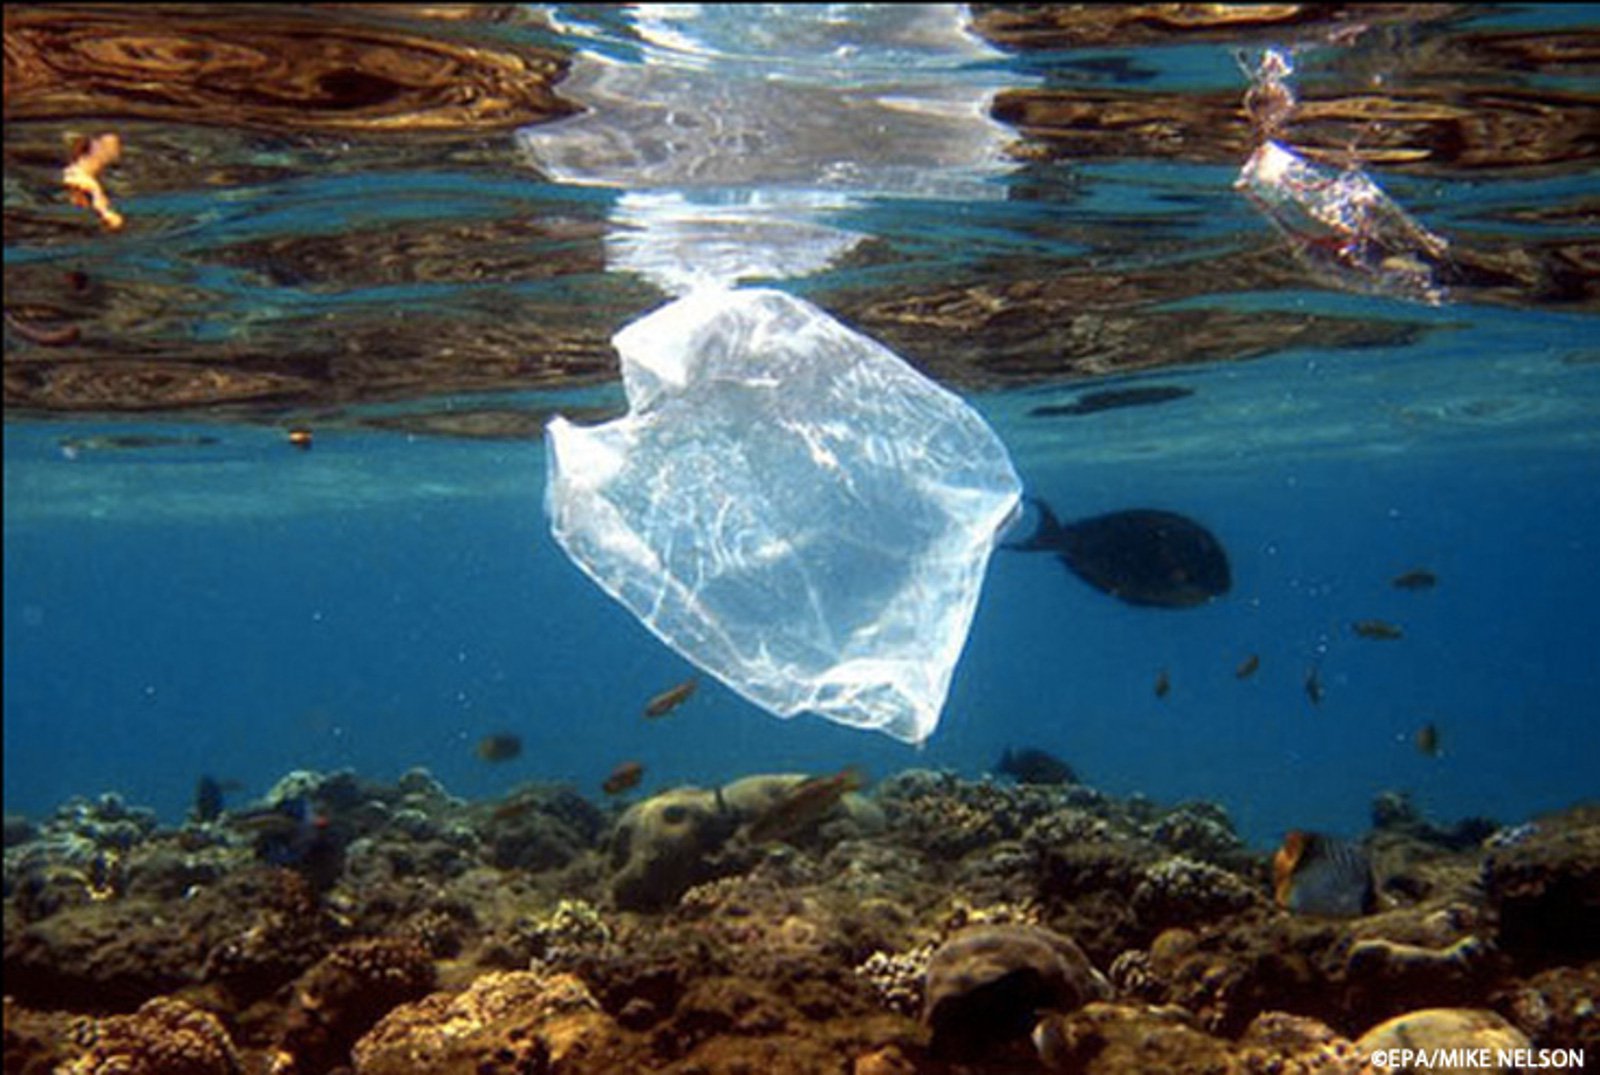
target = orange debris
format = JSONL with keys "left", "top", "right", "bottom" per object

{"left": 62, "top": 133, "right": 125, "bottom": 231}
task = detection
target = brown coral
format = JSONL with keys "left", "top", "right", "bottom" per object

{"left": 352, "top": 970, "right": 617, "bottom": 1075}
{"left": 923, "top": 923, "right": 1111, "bottom": 1061}
{"left": 59, "top": 996, "right": 240, "bottom": 1075}
{"left": 272, "top": 936, "right": 435, "bottom": 1075}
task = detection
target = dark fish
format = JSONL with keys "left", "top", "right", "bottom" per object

{"left": 645, "top": 677, "right": 698, "bottom": 718}
{"left": 229, "top": 796, "right": 343, "bottom": 887}
{"left": 1304, "top": 666, "right": 1323, "bottom": 706}
{"left": 602, "top": 761, "right": 645, "bottom": 795}
{"left": 1273, "top": 830, "right": 1375, "bottom": 916}
{"left": 190, "top": 775, "right": 239, "bottom": 824}
{"left": 1353, "top": 619, "right": 1404, "bottom": 641}
{"left": 1391, "top": 568, "right": 1438, "bottom": 591}
{"left": 1028, "top": 385, "right": 1193, "bottom": 418}
{"left": 1154, "top": 668, "right": 1171, "bottom": 699}
{"left": 491, "top": 797, "right": 537, "bottom": 822}
{"left": 1235, "top": 653, "right": 1260, "bottom": 679}
{"left": 475, "top": 733, "right": 523, "bottom": 763}
{"left": 996, "top": 747, "right": 1076, "bottom": 786}
{"left": 745, "top": 768, "right": 863, "bottom": 844}
{"left": 1006, "top": 497, "right": 1230, "bottom": 609}
{"left": 58, "top": 433, "right": 220, "bottom": 457}
{"left": 1415, "top": 721, "right": 1441, "bottom": 757}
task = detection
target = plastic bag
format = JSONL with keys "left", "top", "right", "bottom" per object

{"left": 546, "top": 287, "right": 1021, "bottom": 743}
{"left": 1236, "top": 141, "right": 1450, "bottom": 305}
{"left": 1234, "top": 48, "right": 1450, "bottom": 306}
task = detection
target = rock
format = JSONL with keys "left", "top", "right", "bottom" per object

{"left": 1130, "top": 855, "right": 1265, "bottom": 932}
{"left": 275, "top": 937, "right": 436, "bottom": 1074}
{"left": 1032, "top": 1002, "right": 1233, "bottom": 1073}
{"left": 1494, "top": 962, "right": 1600, "bottom": 1052}
{"left": 481, "top": 784, "right": 604, "bottom": 872}
{"left": 56, "top": 996, "right": 240, "bottom": 1075}
{"left": 353, "top": 970, "right": 617, "bottom": 1075}
{"left": 1481, "top": 805, "right": 1600, "bottom": 968}
{"left": 1338, "top": 933, "right": 1500, "bottom": 1031}
{"left": 923, "top": 923, "right": 1110, "bottom": 1060}
{"left": 1238, "top": 1010, "right": 1363, "bottom": 1072}
{"left": 608, "top": 787, "right": 737, "bottom": 911}
{"left": 1355, "top": 1008, "right": 1530, "bottom": 1073}
{"left": 854, "top": 1043, "right": 916, "bottom": 1075}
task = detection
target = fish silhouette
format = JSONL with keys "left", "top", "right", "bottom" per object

{"left": 1005, "top": 496, "right": 1231, "bottom": 609}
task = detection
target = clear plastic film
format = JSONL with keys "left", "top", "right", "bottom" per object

{"left": 546, "top": 288, "right": 1021, "bottom": 744}
{"left": 1235, "top": 48, "right": 1451, "bottom": 305}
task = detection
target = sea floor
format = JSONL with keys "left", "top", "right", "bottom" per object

{"left": 3, "top": 765, "right": 1595, "bottom": 1073}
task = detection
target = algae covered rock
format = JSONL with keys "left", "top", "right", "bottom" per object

{"left": 353, "top": 970, "right": 617, "bottom": 1075}
{"left": 275, "top": 936, "right": 436, "bottom": 1074}
{"left": 57, "top": 996, "right": 240, "bottom": 1075}
{"left": 1032, "top": 1001, "right": 1233, "bottom": 1074}
{"left": 922, "top": 923, "right": 1110, "bottom": 1060}
{"left": 1355, "top": 1008, "right": 1531, "bottom": 1073}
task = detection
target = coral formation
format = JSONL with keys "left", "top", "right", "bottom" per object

{"left": 57, "top": 996, "right": 240, "bottom": 1075}
{"left": 4, "top": 768, "right": 1596, "bottom": 1073}
{"left": 272, "top": 937, "right": 437, "bottom": 1074}
{"left": 922, "top": 923, "right": 1110, "bottom": 1060}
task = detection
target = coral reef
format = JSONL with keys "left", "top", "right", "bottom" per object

{"left": 922, "top": 923, "right": 1110, "bottom": 1060}
{"left": 56, "top": 996, "right": 240, "bottom": 1075}
{"left": 5, "top": 768, "right": 1596, "bottom": 1073}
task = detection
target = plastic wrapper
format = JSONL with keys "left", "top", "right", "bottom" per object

{"left": 545, "top": 287, "right": 1021, "bottom": 743}
{"left": 1237, "top": 141, "right": 1450, "bottom": 305}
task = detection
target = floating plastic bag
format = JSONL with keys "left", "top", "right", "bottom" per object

{"left": 546, "top": 287, "right": 1021, "bottom": 744}
{"left": 1234, "top": 48, "right": 1451, "bottom": 306}
{"left": 1236, "top": 141, "right": 1450, "bottom": 305}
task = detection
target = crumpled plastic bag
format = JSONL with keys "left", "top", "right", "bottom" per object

{"left": 1236, "top": 140, "right": 1451, "bottom": 306}
{"left": 546, "top": 287, "right": 1021, "bottom": 744}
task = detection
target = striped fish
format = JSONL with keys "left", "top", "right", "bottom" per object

{"left": 1273, "top": 830, "right": 1375, "bottom": 916}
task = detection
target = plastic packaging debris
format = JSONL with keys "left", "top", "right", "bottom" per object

{"left": 545, "top": 287, "right": 1022, "bottom": 744}
{"left": 1235, "top": 48, "right": 1451, "bottom": 305}
{"left": 62, "top": 132, "right": 125, "bottom": 231}
{"left": 1236, "top": 141, "right": 1450, "bottom": 305}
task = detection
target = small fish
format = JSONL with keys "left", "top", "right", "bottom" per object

{"left": 744, "top": 767, "right": 863, "bottom": 844}
{"left": 1391, "top": 568, "right": 1437, "bottom": 591}
{"left": 491, "top": 796, "right": 537, "bottom": 822}
{"left": 1414, "top": 721, "right": 1441, "bottom": 758}
{"left": 1028, "top": 385, "right": 1193, "bottom": 418}
{"left": 230, "top": 796, "right": 344, "bottom": 888}
{"left": 190, "top": 775, "right": 240, "bottom": 824}
{"left": 475, "top": 733, "right": 523, "bottom": 763}
{"left": 645, "top": 677, "right": 698, "bottom": 718}
{"left": 996, "top": 747, "right": 1076, "bottom": 786}
{"left": 287, "top": 428, "right": 314, "bottom": 451}
{"left": 1304, "top": 666, "right": 1323, "bottom": 706}
{"left": 1272, "top": 830, "right": 1375, "bottom": 917}
{"left": 1353, "top": 619, "right": 1404, "bottom": 641}
{"left": 57, "top": 433, "right": 219, "bottom": 456}
{"left": 1154, "top": 669, "right": 1171, "bottom": 699}
{"left": 1235, "top": 653, "right": 1260, "bottom": 679}
{"left": 602, "top": 760, "right": 644, "bottom": 795}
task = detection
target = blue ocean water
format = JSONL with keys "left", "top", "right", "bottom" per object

{"left": 5, "top": 4, "right": 1598, "bottom": 850}
{"left": 7, "top": 305, "right": 1598, "bottom": 847}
